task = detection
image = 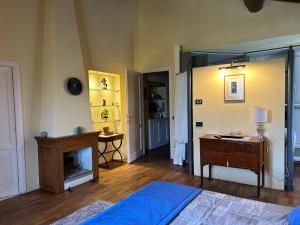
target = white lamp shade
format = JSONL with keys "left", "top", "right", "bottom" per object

{"left": 253, "top": 107, "right": 268, "bottom": 123}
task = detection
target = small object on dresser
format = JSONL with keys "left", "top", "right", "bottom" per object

{"left": 103, "top": 127, "right": 113, "bottom": 136}
{"left": 73, "top": 126, "right": 83, "bottom": 135}
{"left": 40, "top": 131, "right": 48, "bottom": 138}
{"left": 102, "top": 99, "right": 106, "bottom": 106}
{"left": 253, "top": 107, "right": 268, "bottom": 139}
{"left": 103, "top": 127, "right": 109, "bottom": 133}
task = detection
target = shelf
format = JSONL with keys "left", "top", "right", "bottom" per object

{"left": 93, "top": 120, "right": 121, "bottom": 124}
{"left": 91, "top": 105, "right": 121, "bottom": 108}
{"left": 89, "top": 88, "right": 120, "bottom": 93}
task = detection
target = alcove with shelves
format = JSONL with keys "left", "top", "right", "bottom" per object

{"left": 88, "top": 70, "right": 122, "bottom": 134}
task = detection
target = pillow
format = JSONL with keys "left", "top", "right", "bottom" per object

{"left": 289, "top": 205, "right": 300, "bottom": 225}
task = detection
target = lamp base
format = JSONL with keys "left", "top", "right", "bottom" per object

{"left": 256, "top": 123, "right": 265, "bottom": 140}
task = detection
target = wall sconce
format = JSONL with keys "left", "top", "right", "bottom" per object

{"left": 219, "top": 61, "right": 246, "bottom": 71}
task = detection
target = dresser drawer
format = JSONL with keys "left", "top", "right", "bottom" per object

{"left": 201, "top": 151, "right": 227, "bottom": 166}
{"left": 200, "top": 138, "right": 226, "bottom": 152}
{"left": 228, "top": 153, "right": 257, "bottom": 169}
{"left": 227, "top": 142, "right": 259, "bottom": 155}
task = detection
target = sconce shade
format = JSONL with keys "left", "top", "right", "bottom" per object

{"left": 253, "top": 107, "right": 268, "bottom": 123}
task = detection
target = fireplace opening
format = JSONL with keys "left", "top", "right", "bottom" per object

{"left": 63, "top": 147, "right": 93, "bottom": 184}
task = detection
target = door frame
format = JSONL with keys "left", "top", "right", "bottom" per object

{"left": 140, "top": 67, "right": 172, "bottom": 156}
{"left": 0, "top": 61, "right": 26, "bottom": 194}
{"left": 286, "top": 48, "right": 296, "bottom": 191}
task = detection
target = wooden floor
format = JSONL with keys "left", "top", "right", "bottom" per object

{"left": 0, "top": 146, "right": 300, "bottom": 225}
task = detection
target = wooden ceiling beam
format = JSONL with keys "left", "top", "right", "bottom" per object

{"left": 243, "top": 0, "right": 265, "bottom": 13}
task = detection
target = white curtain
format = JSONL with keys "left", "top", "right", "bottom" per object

{"left": 173, "top": 71, "right": 188, "bottom": 166}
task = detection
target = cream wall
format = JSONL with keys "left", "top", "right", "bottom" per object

{"left": 133, "top": 0, "right": 300, "bottom": 151}
{"left": 193, "top": 59, "right": 285, "bottom": 190}
{"left": 134, "top": 0, "right": 300, "bottom": 59}
{"left": 75, "top": 0, "right": 134, "bottom": 74}
{"left": 0, "top": 0, "right": 42, "bottom": 191}
{"left": 40, "top": 0, "right": 93, "bottom": 137}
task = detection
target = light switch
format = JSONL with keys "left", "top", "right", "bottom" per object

{"left": 195, "top": 99, "right": 203, "bottom": 105}
{"left": 196, "top": 122, "right": 203, "bottom": 127}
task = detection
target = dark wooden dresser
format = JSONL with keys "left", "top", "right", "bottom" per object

{"left": 200, "top": 134, "right": 265, "bottom": 197}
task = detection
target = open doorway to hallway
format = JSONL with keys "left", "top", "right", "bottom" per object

{"left": 142, "top": 71, "right": 170, "bottom": 155}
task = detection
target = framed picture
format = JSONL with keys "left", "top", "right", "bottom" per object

{"left": 224, "top": 74, "right": 245, "bottom": 103}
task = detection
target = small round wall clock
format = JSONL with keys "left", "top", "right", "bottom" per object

{"left": 66, "top": 77, "right": 82, "bottom": 95}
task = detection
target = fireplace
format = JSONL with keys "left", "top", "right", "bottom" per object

{"left": 35, "top": 132, "right": 100, "bottom": 194}
{"left": 64, "top": 147, "right": 93, "bottom": 190}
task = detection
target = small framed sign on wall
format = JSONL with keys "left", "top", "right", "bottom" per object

{"left": 224, "top": 74, "right": 245, "bottom": 103}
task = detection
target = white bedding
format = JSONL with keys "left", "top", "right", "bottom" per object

{"left": 171, "top": 191, "right": 291, "bottom": 225}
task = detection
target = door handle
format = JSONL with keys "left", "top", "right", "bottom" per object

{"left": 127, "top": 115, "right": 130, "bottom": 124}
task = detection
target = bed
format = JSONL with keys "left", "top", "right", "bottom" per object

{"left": 52, "top": 181, "right": 292, "bottom": 225}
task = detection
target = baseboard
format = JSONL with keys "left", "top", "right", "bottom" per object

{"left": 128, "top": 151, "right": 143, "bottom": 163}
{"left": 26, "top": 183, "right": 40, "bottom": 192}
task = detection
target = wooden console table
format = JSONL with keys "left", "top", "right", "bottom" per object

{"left": 35, "top": 132, "right": 100, "bottom": 194}
{"left": 200, "top": 134, "right": 265, "bottom": 197}
{"left": 98, "top": 133, "right": 124, "bottom": 168}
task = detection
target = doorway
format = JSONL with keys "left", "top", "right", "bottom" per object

{"left": 142, "top": 71, "right": 170, "bottom": 155}
{"left": 125, "top": 69, "right": 173, "bottom": 164}
{"left": 0, "top": 62, "right": 25, "bottom": 198}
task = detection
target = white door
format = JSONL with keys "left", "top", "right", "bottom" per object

{"left": 0, "top": 66, "right": 19, "bottom": 197}
{"left": 125, "top": 69, "right": 143, "bottom": 163}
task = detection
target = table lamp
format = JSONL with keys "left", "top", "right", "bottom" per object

{"left": 253, "top": 107, "right": 268, "bottom": 139}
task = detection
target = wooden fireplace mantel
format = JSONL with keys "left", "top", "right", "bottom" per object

{"left": 35, "top": 132, "right": 101, "bottom": 194}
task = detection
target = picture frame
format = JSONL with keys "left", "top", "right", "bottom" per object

{"left": 224, "top": 74, "right": 245, "bottom": 103}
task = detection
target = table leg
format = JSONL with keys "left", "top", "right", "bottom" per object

{"left": 112, "top": 139, "right": 123, "bottom": 161}
{"left": 209, "top": 164, "right": 212, "bottom": 180}
{"left": 257, "top": 170, "right": 261, "bottom": 197}
{"left": 98, "top": 142, "right": 109, "bottom": 168}
{"left": 262, "top": 164, "right": 265, "bottom": 187}
{"left": 200, "top": 164, "right": 204, "bottom": 186}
